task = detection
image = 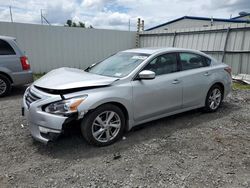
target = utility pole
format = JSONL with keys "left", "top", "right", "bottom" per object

{"left": 40, "top": 9, "right": 51, "bottom": 25}
{"left": 136, "top": 18, "right": 141, "bottom": 47}
{"left": 211, "top": 16, "right": 214, "bottom": 26}
{"left": 128, "top": 19, "right": 130, "bottom": 31}
{"left": 41, "top": 9, "right": 43, "bottom": 25}
{"left": 9, "top": 6, "right": 13, "bottom": 22}
{"left": 141, "top": 20, "right": 144, "bottom": 31}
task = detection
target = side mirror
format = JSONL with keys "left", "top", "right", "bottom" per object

{"left": 138, "top": 70, "right": 156, "bottom": 80}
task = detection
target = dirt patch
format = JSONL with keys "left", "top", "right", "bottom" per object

{"left": 0, "top": 87, "right": 249, "bottom": 187}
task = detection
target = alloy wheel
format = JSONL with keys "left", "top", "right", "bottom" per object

{"left": 208, "top": 88, "right": 222, "bottom": 110}
{"left": 92, "top": 111, "right": 121, "bottom": 143}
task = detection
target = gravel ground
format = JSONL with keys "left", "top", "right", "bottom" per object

{"left": 0, "top": 87, "right": 249, "bottom": 188}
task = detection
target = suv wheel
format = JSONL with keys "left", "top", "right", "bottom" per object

{"left": 0, "top": 74, "right": 11, "bottom": 97}
{"left": 81, "top": 104, "right": 125, "bottom": 146}
{"left": 204, "top": 84, "right": 223, "bottom": 112}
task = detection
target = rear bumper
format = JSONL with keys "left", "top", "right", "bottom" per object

{"left": 12, "top": 70, "right": 33, "bottom": 85}
{"left": 224, "top": 77, "right": 232, "bottom": 99}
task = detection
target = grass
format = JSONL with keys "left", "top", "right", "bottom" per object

{"left": 33, "top": 73, "right": 45, "bottom": 81}
{"left": 232, "top": 82, "right": 250, "bottom": 90}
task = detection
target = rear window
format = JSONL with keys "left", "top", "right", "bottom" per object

{"left": 179, "top": 52, "right": 210, "bottom": 70}
{"left": 0, "top": 39, "right": 16, "bottom": 55}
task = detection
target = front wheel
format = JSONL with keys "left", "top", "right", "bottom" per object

{"left": 204, "top": 85, "right": 223, "bottom": 112}
{"left": 81, "top": 104, "right": 126, "bottom": 146}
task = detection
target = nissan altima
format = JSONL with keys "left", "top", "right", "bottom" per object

{"left": 22, "top": 48, "right": 232, "bottom": 146}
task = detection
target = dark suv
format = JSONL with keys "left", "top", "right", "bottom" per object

{"left": 0, "top": 36, "right": 33, "bottom": 97}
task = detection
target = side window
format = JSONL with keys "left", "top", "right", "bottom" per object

{"left": 0, "top": 39, "right": 16, "bottom": 55}
{"left": 179, "top": 53, "right": 210, "bottom": 70}
{"left": 143, "top": 53, "right": 178, "bottom": 76}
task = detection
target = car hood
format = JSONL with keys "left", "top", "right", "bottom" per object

{"left": 34, "top": 67, "right": 118, "bottom": 90}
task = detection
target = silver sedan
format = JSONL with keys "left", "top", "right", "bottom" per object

{"left": 22, "top": 48, "right": 232, "bottom": 146}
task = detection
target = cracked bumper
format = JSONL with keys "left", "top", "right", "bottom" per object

{"left": 23, "top": 104, "right": 67, "bottom": 144}
{"left": 22, "top": 86, "right": 68, "bottom": 144}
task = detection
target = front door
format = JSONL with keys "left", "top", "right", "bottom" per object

{"left": 132, "top": 53, "right": 182, "bottom": 122}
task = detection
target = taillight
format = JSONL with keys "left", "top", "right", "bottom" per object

{"left": 224, "top": 67, "right": 232, "bottom": 76}
{"left": 20, "top": 56, "right": 30, "bottom": 70}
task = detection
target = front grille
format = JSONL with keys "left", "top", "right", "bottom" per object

{"left": 25, "top": 89, "right": 41, "bottom": 108}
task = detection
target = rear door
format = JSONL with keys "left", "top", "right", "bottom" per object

{"left": 178, "top": 52, "right": 212, "bottom": 108}
{"left": 0, "top": 39, "right": 22, "bottom": 72}
{"left": 132, "top": 53, "right": 182, "bottom": 122}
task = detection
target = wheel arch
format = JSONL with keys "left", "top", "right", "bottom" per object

{"left": 209, "top": 82, "right": 225, "bottom": 99}
{"left": 204, "top": 82, "right": 224, "bottom": 112}
{"left": 0, "top": 71, "right": 13, "bottom": 83}
{"left": 86, "top": 101, "right": 130, "bottom": 132}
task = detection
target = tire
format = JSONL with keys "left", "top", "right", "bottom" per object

{"left": 204, "top": 84, "right": 223, "bottom": 112}
{"left": 0, "top": 74, "right": 11, "bottom": 97}
{"left": 81, "top": 104, "right": 126, "bottom": 146}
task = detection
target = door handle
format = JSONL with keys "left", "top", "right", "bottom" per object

{"left": 204, "top": 72, "right": 211, "bottom": 76}
{"left": 172, "top": 79, "right": 180, "bottom": 84}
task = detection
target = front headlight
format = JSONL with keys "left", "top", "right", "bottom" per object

{"left": 45, "top": 95, "right": 87, "bottom": 116}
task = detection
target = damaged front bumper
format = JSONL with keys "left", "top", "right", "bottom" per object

{"left": 22, "top": 86, "right": 73, "bottom": 144}
{"left": 22, "top": 106, "right": 67, "bottom": 144}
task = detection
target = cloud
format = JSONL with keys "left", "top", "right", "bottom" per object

{"left": 0, "top": 0, "right": 249, "bottom": 30}
{"left": 81, "top": 0, "right": 110, "bottom": 10}
{"left": 89, "top": 11, "right": 130, "bottom": 29}
{"left": 45, "top": 0, "right": 77, "bottom": 24}
{"left": 207, "top": 0, "right": 250, "bottom": 11}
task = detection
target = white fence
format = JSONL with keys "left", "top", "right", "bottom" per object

{"left": 140, "top": 23, "right": 250, "bottom": 74}
{"left": 0, "top": 22, "right": 136, "bottom": 73}
{"left": 1, "top": 22, "right": 249, "bottom": 74}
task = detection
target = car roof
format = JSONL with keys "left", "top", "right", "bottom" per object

{"left": 123, "top": 47, "right": 202, "bottom": 55}
{"left": 0, "top": 35, "right": 16, "bottom": 41}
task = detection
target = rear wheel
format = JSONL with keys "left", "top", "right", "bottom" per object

{"left": 204, "top": 84, "right": 223, "bottom": 112}
{"left": 81, "top": 104, "right": 126, "bottom": 146}
{"left": 0, "top": 74, "right": 11, "bottom": 97}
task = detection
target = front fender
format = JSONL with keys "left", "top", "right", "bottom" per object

{"left": 63, "top": 84, "right": 134, "bottom": 128}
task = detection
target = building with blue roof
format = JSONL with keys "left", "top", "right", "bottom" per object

{"left": 146, "top": 14, "right": 250, "bottom": 31}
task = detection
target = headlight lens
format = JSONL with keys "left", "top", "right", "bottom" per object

{"left": 45, "top": 95, "right": 87, "bottom": 115}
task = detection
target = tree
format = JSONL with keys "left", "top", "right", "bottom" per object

{"left": 65, "top": 20, "right": 93, "bottom": 29}
{"left": 66, "top": 19, "right": 72, "bottom": 27}
{"left": 79, "top": 22, "right": 85, "bottom": 28}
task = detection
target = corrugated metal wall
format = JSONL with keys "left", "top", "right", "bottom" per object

{"left": 140, "top": 23, "right": 250, "bottom": 74}
{"left": 0, "top": 22, "right": 136, "bottom": 73}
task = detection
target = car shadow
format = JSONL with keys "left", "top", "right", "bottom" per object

{"left": 34, "top": 101, "right": 241, "bottom": 160}
{"left": 0, "top": 85, "right": 27, "bottom": 101}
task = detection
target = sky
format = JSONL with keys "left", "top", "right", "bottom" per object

{"left": 0, "top": 0, "right": 249, "bottom": 30}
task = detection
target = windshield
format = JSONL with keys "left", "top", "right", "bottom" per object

{"left": 86, "top": 52, "right": 150, "bottom": 78}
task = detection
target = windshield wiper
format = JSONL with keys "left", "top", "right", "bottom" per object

{"left": 85, "top": 63, "right": 96, "bottom": 72}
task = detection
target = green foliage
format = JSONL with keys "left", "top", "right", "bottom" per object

{"left": 66, "top": 19, "right": 72, "bottom": 27}
{"left": 33, "top": 73, "right": 46, "bottom": 80}
{"left": 233, "top": 82, "right": 250, "bottom": 90}
{"left": 79, "top": 21, "right": 85, "bottom": 28}
{"left": 65, "top": 20, "right": 93, "bottom": 28}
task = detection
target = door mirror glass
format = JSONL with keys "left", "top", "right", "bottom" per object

{"left": 138, "top": 70, "right": 155, "bottom": 80}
